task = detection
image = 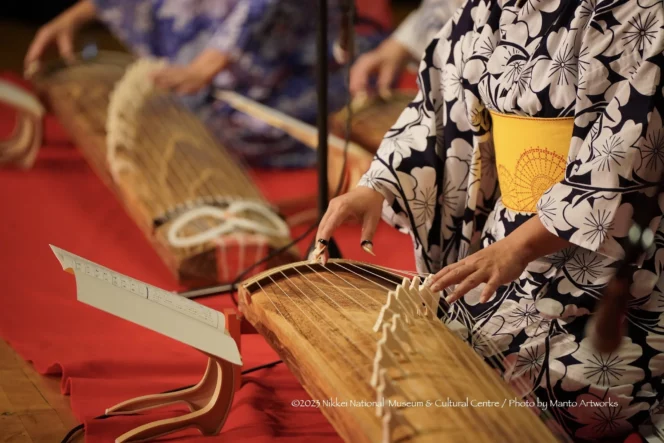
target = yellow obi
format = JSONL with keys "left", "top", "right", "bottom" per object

{"left": 490, "top": 111, "right": 574, "bottom": 213}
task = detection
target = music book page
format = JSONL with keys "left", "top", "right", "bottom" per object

{"left": 50, "top": 245, "right": 242, "bottom": 365}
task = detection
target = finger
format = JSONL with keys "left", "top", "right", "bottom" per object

{"left": 56, "top": 32, "right": 75, "bottom": 62}
{"left": 311, "top": 208, "right": 334, "bottom": 261}
{"left": 25, "top": 29, "right": 53, "bottom": 66}
{"left": 479, "top": 278, "right": 500, "bottom": 303}
{"left": 316, "top": 201, "right": 350, "bottom": 244}
{"left": 312, "top": 204, "right": 348, "bottom": 263}
{"left": 349, "top": 55, "right": 376, "bottom": 95}
{"left": 376, "top": 63, "right": 398, "bottom": 95}
{"left": 430, "top": 263, "right": 475, "bottom": 293}
{"left": 315, "top": 207, "right": 333, "bottom": 238}
{"left": 445, "top": 270, "right": 487, "bottom": 304}
{"left": 430, "top": 260, "right": 465, "bottom": 285}
{"left": 359, "top": 208, "right": 380, "bottom": 256}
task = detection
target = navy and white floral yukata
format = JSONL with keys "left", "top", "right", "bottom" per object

{"left": 358, "top": 0, "right": 664, "bottom": 440}
{"left": 92, "top": 0, "right": 385, "bottom": 168}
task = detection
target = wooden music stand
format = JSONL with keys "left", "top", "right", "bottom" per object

{"left": 105, "top": 309, "right": 242, "bottom": 442}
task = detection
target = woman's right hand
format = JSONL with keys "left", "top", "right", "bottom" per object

{"left": 312, "top": 186, "right": 385, "bottom": 264}
{"left": 24, "top": 0, "right": 96, "bottom": 72}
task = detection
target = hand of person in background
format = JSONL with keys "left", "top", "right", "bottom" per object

{"left": 312, "top": 186, "right": 385, "bottom": 265}
{"left": 349, "top": 38, "right": 413, "bottom": 97}
{"left": 152, "top": 48, "right": 230, "bottom": 95}
{"left": 24, "top": 0, "right": 97, "bottom": 74}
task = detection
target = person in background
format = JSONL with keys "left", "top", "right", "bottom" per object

{"left": 24, "top": 0, "right": 386, "bottom": 168}
{"left": 315, "top": 0, "right": 664, "bottom": 440}
{"left": 350, "top": 0, "right": 463, "bottom": 96}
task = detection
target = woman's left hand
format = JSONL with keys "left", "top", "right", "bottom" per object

{"left": 153, "top": 49, "right": 229, "bottom": 95}
{"left": 429, "top": 236, "right": 530, "bottom": 304}
{"left": 428, "top": 216, "right": 572, "bottom": 304}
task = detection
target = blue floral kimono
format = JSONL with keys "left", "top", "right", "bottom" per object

{"left": 92, "top": 0, "right": 385, "bottom": 168}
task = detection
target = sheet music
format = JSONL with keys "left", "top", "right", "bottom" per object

{"left": 50, "top": 245, "right": 242, "bottom": 365}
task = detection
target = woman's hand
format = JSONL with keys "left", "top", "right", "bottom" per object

{"left": 429, "top": 235, "right": 530, "bottom": 304}
{"left": 429, "top": 216, "right": 572, "bottom": 304}
{"left": 152, "top": 49, "right": 229, "bottom": 95}
{"left": 312, "top": 186, "right": 385, "bottom": 264}
{"left": 350, "top": 38, "right": 413, "bottom": 96}
{"left": 24, "top": 0, "right": 97, "bottom": 71}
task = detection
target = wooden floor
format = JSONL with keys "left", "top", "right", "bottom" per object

{"left": 0, "top": 339, "right": 83, "bottom": 443}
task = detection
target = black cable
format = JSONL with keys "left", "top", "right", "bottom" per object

{"left": 241, "top": 359, "right": 283, "bottom": 375}
{"left": 60, "top": 360, "right": 284, "bottom": 443}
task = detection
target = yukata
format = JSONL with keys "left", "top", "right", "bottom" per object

{"left": 358, "top": 0, "right": 664, "bottom": 440}
{"left": 92, "top": 0, "right": 385, "bottom": 168}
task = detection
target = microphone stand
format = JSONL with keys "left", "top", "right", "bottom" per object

{"left": 305, "top": 0, "right": 343, "bottom": 260}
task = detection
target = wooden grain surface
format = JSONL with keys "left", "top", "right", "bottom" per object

{"left": 0, "top": 339, "right": 82, "bottom": 443}
{"left": 239, "top": 260, "right": 560, "bottom": 443}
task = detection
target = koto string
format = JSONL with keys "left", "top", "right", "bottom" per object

{"left": 289, "top": 263, "right": 514, "bottom": 431}
{"left": 302, "top": 264, "right": 382, "bottom": 310}
{"left": 258, "top": 274, "right": 368, "bottom": 378}
{"left": 241, "top": 260, "right": 572, "bottom": 438}
{"left": 261, "top": 256, "right": 549, "bottom": 416}
{"left": 336, "top": 261, "right": 559, "bottom": 437}
{"left": 336, "top": 263, "right": 528, "bottom": 402}
{"left": 262, "top": 267, "right": 476, "bottom": 431}
{"left": 340, "top": 264, "right": 550, "bottom": 403}
{"left": 351, "top": 262, "right": 563, "bottom": 400}
{"left": 293, "top": 266, "right": 464, "bottom": 405}
{"left": 355, "top": 263, "right": 570, "bottom": 439}
{"left": 261, "top": 266, "right": 444, "bottom": 404}
{"left": 315, "top": 265, "right": 507, "bottom": 415}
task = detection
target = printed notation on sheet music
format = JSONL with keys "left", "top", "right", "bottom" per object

{"left": 147, "top": 287, "right": 219, "bottom": 329}
{"left": 57, "top": 249, "right": 221, "bottom": 330}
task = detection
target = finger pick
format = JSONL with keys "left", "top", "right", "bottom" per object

{"left": 309, "top": 239, "right": 328, "bottom": 263}
{"left": 360, "top": 240, "right": 375, "bottom": 256}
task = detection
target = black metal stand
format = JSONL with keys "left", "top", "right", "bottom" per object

{"left": 305, "top": 0, "right": 342, "bottom": 260}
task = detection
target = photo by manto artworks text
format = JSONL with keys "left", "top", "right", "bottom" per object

{"left": 352, "top": 0, "right": 664, "bottom": 440}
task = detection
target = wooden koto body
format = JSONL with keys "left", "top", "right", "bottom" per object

{"left": 32, "top": 52, "right": 297, "bottom": 286}
{"left": 215, "top": 90, "right": 417, "bottom": 199}
{"left": 329, "top": 91, "right": 417, "bottom": 155}
{"left": 239, "top": 260, "right": 560, "bottom": 443}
